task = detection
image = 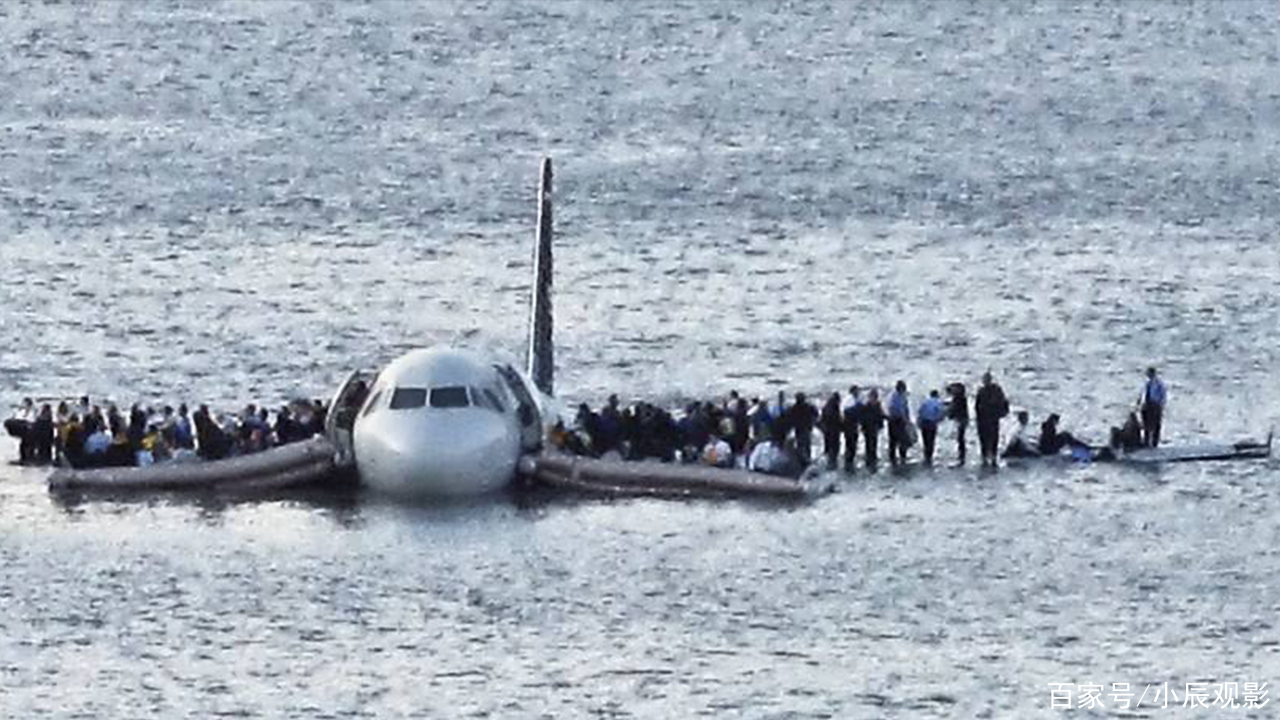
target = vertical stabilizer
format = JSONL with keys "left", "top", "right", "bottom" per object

{"left": 527, "top": 157, "right": 554, "bottom": 396}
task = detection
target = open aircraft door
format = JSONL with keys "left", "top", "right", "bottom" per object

{"left": 496, "top": 364, "right": 544, "bottom": 453}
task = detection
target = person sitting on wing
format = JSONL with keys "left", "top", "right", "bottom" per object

{"left": 1002, "top": 410, "right": 1040, "bottom": 458}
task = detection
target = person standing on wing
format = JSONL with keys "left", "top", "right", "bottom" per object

{"left": 841, "top": 385, "right": 863, "bottom": 472}
{"left": 818, "top": 391, "right": 843, "bottom": 471}
{"left": 917, "top": 389, "right": 946, "bottom": 466}
{"left": 946, "top": 383, "right": 970, "bottom": 465}
{"left": 974, "top": 371, "right": 1010, "bottom": 468}
{"left": 886, "top": 380, "right": 912, "bottom": 466}
{"left": 1140, "top": 367, "right": 1167, "bottom": 448}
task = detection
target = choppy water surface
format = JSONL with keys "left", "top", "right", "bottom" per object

{"left": 2, "top": 1, "right": 1279, "bottom": 717}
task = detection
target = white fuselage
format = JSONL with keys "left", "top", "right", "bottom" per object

{"left": 352, "top": 348, "right": 542, "bottom": 496}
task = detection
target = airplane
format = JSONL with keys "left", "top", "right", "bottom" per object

{"left": 42, "top": 158, "right": 823, "bottom": 500}
{"left": 341, "top": 158, "right": 560, "bottom": 496}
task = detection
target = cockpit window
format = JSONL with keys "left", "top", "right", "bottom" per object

{"left": 361, "top": 388, "right": 385, "bottom": 417}
{"left": 470, "top": 386, "right": 507, "bottom": 413}
{"left": 429, "top": 386, "right": 470, "bottom": 408}
{"left": 486, "top": 388, "right": 506, "bottom": 413}
{"left": 389, "top": 387, "right": 427, "bottom": 410}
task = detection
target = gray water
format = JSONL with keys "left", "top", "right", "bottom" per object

{"left": 2, "top": 1, "right": 1280, "bottom": 717}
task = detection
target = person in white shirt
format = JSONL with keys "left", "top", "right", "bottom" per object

{"left": 1003, "top": 411, "right": 1039, "bottom": 458}
{"left": 748, "top": 431, "right": 800, "bottom": 477}
{"left": 84, "top": 424, "right": 112, "bottom": 458}
{"left": 16, "top": 398, "right": 35, "bottom": 423}
{"left": 702, "top": 434, "right": 734, "bottom": 469}
{"left": 6, "top": 398, "right": 37, "bottom": 463}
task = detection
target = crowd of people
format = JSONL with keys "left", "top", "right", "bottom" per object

{"left": 4, "top": 396, "right": 330, "bottom": 469}
{"left": 552, "top": 368, "right": 1170, "bottom": 477}
{"left": 6, "top": 368, "right": 1170, "bottom": 478}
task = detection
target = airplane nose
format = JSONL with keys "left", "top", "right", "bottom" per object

{"left": 356, "top": 414, "right": 518, "bottom": 496}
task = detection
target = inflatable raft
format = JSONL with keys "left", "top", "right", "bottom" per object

{"left": 525, "top": 453, "right": 828, "bottom": 499}
{"left": 47, "top": 436, "right": 340, "bottom": 492}
{"left": 1005, "top": 432, "right": 1272, "bottom": 466}
{"left": 1118, "top": 435, "right": 1272, "bottom": 464}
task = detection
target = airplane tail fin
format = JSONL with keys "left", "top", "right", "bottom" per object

{"left": 526, "top": 157, "right": 554, "bottom": 396}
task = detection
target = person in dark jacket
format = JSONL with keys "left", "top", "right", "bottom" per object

{"left": 30, "top": 404, "right": 55, "bottom": 464}
{"left": 946, "top": 383, "right": 970, "bottom": 465}
{"left": 729, "top": 397, "right": 750, "bottom": 456}
{"left": 785, "top": 392, "right": 818, "bottom": 467}
{"left": 1037, "top": 413, "right": 1086, "bottom": 456}
{"left": 127, "top": 403, "right": 147, "bottom": 453}
{"left": 974, "top": 372, "right": 1010, "bottom": 467}
{"left": 193, "top": 403, "right": 229, "bottom": 460}
{"left": 818, "top": 392, "right": 843, "bottom": 470}
{"left": 860, "top": 388, "right": 886, "bottom": 469}
{"left": 6, "top": 397, "right": 35, "bottom": 463}
{"left": 597, "top": 394, "right": 623, "bottom": 455}
{"left": 841, "top": 385, "right": 863, "bottom": 472}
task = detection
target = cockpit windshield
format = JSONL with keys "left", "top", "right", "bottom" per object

{"left": 429, "top": 386, "right": 470, "bottom": 408}
{"left": 388, "top": 388, "right": 427, "bottom": 410}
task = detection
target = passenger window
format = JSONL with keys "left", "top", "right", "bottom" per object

{"left": 429, "top": 386, "right": 470, "bottom": 408}
{"left": 389, "top": 388, "right": 427, "bottom": 410}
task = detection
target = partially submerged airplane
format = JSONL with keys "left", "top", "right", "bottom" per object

{"left": 335, "top": 159, "right": 559, "bottom": 496}
{"left": 43, "top": 159, "right": 1273, "bottom": 496}
{"left": 48, "top": 159, "right": 823, "bottom": 499}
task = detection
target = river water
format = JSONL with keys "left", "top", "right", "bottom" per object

{"left": 2, "top": 1, "right": 1279, "bottom": 717}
